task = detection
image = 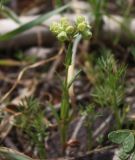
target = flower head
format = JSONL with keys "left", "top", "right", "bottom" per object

{"left": 50, "top": 16, "right": 92, "bottom": 42}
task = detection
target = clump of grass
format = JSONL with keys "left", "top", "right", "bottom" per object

{"left": 92, "top": 52, "right": 126, "bottom": 128}
{"left": 16, "top": 97, "right": 47, "bottom": 159}
{"left": 81, "top": 104, "right": 97, "bottom": 150}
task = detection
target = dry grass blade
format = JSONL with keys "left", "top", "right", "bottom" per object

{"left": 0, "top": 59, "right": 25, "bottom": 66}
{"left": 0, "top": 147, "right": 33, "bottom": 160}
{"left": 47, "top": 46, "right": 64, "bottom": 80}
{"left": 0, "top": 55, "right": 59, "bottom": 104}
{"left": 0, "top": 115, "right": 14, "bottom": 140}
{"left": 66, "top": 115, "right": 86, "bottom": 156}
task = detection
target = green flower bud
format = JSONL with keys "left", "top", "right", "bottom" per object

{"left": 66, "top": 26, "right": 74, "bottom": 34}
{"left": 87, "top": 24, "right": 92, "bottom": 29}
{"left": 77, "top": 22, "right": 87, "bottom": 32}
{"left": 50, "top": 22, "right": 61, "bottom": 34}
{"left": 76, "top": 16, "right": 85, "bottom": 23}
{"left": 82, "top": 30, "right": 92, "bottom": 39}
{"left": 60, "top": 17, "right": 70, "bottom": 28}
{"left": 57, "top": 31, "right": 68, "bottom": 42}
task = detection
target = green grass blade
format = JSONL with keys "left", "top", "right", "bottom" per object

{"left": 49, "top": 104, "right": 60, "bottom": 124}
{"left": 55, "top": 0, "right": 63, "bottom": 8}
{"left": 0, "top": 6, "right": 21, "bottom": 24}
{"left": 0, "top": 4, "right": 70, "bottom": 41}
{"left": 0, "top": 147, "right": 33, "bottom": 160}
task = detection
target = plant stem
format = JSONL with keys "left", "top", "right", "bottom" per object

{"left": 67, "top": 35, "right": 82, "bottom": 113}
{"left": 60, "top": 122, "right": 68, "bottom": 154}
{"left": 31, "top": 134, "right": 46, "bottom": 159}
{"left": 60, "top": 48, "right": 70, "bottom": 153}
{"left": 38, "top": 141, "right": 46, "bottom": 159}
{"left": 60, "top": 81, "right": 69, "bottom": 153}
{"left": 113, "top": 88, "right": 122, "bottom": 129}
{"left": 59, "top": 35, "right": 82, "bottom": 154}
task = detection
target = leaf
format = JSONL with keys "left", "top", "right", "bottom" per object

{"left": 0, "top": 4, "right": 69, "bottom": 41}
{"left": 67, "top": 69, "right": 82, "bottom": 89}
{"left": 131, "top": 152, "right": 135, "bottom": 160}
{"left": 108, "top": 130, "right": 130, "bottom": 144}
{"left": 0, "top": 147, "right": 33, "bottom": 160}
{"left": 118, "top": 148, "right": 130, "bottom": 160}
{"left": 123, "top": 133, "right": 135, "bottom": 153}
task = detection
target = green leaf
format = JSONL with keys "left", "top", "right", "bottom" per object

{"left": 131, "top": 152, "right": 135, "bottom": 160}
{"left": 108, "top": 130, "right": 130, "bottom": 144}
{"left": 118, "top": 148, "right": 130, "bottom": 160}
{"left": 123, "top": 133, "right": 135, "bottom": 153}
{"left": 0, "top": 147, "right": 33, "bottom": 160}
{"left": 0, "top": 4, "right": 69, "bottom": 41}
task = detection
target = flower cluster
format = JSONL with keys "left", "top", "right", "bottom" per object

{"left": 50, "top": 16, "right": 92, "bottom": 42}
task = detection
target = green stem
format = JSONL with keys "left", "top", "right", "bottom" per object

{"left": 59, "top": 35, "right": 82, "bottom": 154}
{"left": 113, "top": 89, "right": 122, "bottom": 129}
{"left": 60, "top": 122, "right": 68, "bottom": 154}
{"left": 31, "top": 134, "right": 46, "bottom": 159}
{"left": 59, "top": 43, "right": 72, "bottom": 154}
{"left": 38, "top": 141, "right": 46, "bottom": 159}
